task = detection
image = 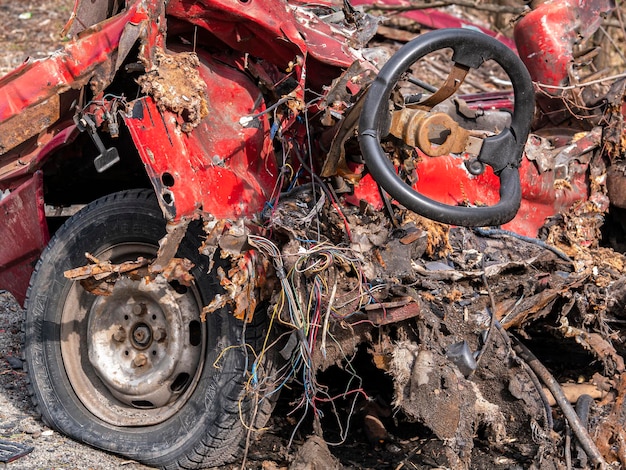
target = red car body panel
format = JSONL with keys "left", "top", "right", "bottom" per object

{"left": 0, "top": 172, "right": 49, "bottom": 305}
{"left": 123, "top": 55, "right": 278, "bottom": 220}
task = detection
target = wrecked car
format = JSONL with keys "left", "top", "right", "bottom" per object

{"left": 0, "top": 0, "right": 625, "bottom": 468}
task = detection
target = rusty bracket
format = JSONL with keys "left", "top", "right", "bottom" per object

{"left": 364, "top": 297, "right": 422, "bottom": 325}
{"left": 389, "top": 108, "right": 481, "bottom": 157}
{"left": 149, "top": 218, "right": 192, "bottom": 274}
{"left": 412, "top": 63, "right": 470, "bottom": 109}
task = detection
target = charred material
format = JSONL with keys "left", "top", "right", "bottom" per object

{"left": 249, "top": 183, "right": 626, "bottom": 468}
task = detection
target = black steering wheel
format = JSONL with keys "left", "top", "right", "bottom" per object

{"left": 359, "top": 28, "right": 534, "bottom": 227}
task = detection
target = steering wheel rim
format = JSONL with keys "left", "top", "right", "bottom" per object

{"left": 359, "top": 28, "right": 534, "bottom": 227}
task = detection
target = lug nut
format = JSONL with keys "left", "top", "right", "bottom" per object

{"left": 112, "top": 327, "right": 126, "bottom": 342}
{"left": 154, "top": 328, "right": 167, "bottom": 342}
{"left": 132, "top": 353, "right": 148, "bottom": 368}
{"left": 132, "top": 303, "right": 147, "bottom": 316}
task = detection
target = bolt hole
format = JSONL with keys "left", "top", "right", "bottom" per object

{"left": 152, "top": 350, "right": 157, "bottom": 356}
{"left": 124, "top": 315, "right": 129, "bottom": 320}
{"left": 161, "top": 172, "right": 175, "bottom": 187}
{"left": 132, "top": 400, "right": 155, "bottom": 408}
{"left": 428, "top": 124, "right": 451, "bottom": 146}
{"left": 189, "top": 320, "right": 202, "bottom": 346}
{"left": 169, "top": 280, "right": 188, "bottom": 295}
{"left": 162, "top": 191, "right": 173, "bottom": 205}
{"left": 124, "top": 351, "right": 129, "bottom": 356}
{"left": 170, "top": 372, "right": 191, "bottom": 392}
{"left": 152, "top": 314, "right": 157, "bottom": 320}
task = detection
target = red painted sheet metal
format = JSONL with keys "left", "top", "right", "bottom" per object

{"left": 0, "top": 125, "right": 79, "bottom": 186}
{"left": 123, "top": 53, "right": 278, "bottom": 221}
{"left": 0, "top": 172, "right": 49, "bottom": 306}
{"left": 344, "top": 144, "right": 588, "bottom": 237}
{"left": 166, "top": 0, "right": 305, "bottom": 70}
{"left": 166, "top": 0, "right": 358, "bottom": 71}
{"left": 0, "top": 2, "right": 149, "bottom": 123}
{"left": 514, "top": 0, "right": 615, "bottom": 87}
{"left": 410, "top": 153, "right": 587, "bottom": 236}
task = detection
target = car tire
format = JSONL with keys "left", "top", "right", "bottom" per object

{"left": 24, "top": 189, "right": 274, "bottom": 468}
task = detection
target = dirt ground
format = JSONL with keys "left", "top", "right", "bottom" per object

{"left": 2, "top": 1, "right": 626, "bottom": 470}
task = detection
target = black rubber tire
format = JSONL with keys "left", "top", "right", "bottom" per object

{"left": 24, "top": 189, "right": 273, "bottom": 469}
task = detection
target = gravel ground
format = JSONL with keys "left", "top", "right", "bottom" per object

{"left": 0, "top": 0, "right": 72, "bottom": 76}
{"left": 0, "top": 291, "right": 155, "bottom": 470}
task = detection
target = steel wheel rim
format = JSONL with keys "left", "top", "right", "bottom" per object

{"left": 60, "top": 242, "right": 207, "bottom": 426}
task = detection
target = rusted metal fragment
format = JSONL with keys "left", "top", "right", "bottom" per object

{"left": 320, "top": 95, "right": 365, "bottom": 180}
{"left": 149, "top": 218, "right": 192, "bottom": 274}
{"left": 594, "top": 372, "right": 626, "bottom": 466}
{"left": 415, "top": 63, "right": 470, "bottom": 109}
{"left": 64, "top": 254, "right": 151, "bottom": 281}
{"left": 199, "top": 219, "right": 227, "bottom": 272}
{"left": 198, "top": 221, "right": 272, "bottom": 323}
{"left": 201, "top": 250, "right": 269, "bottom": 323}
{"left": 223, "top": 254, "right": 259, "bottom": 322}
{"left": 364, "top": 299, "right": 421, "bottom": 325}
{"left": 137, "top": 47, "right": 209, "bottom": 132}
{"left": 217, "top": 219, "right": 249, "bottom": 256}
{"left": 0, "top": 95, "right": 59, "bottom": 155}
{"left": 161, "top": 257, "right": 195, "bottom": 286}
{"left": 64, "top": 215, "right": 198, "bottom": 295}
{"left": 319, "top": 60, "right": 378, "bottom": 179}
{"left": 64, "top": 254, "right": 152, "bottom": 296}
{"left": 607, "top": 162, "right": 626, "bottom": 209}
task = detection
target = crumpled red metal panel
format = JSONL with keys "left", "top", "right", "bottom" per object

{"left": 0, "top": 124, "right": 79, "bottom": 186}
{"left": 407, "top": 154, "right": 588, "bottom": 237}
{"left": 166, "top": 0, "right": 358, "bottom": 68}
{"left": 0, "top": 0, "right": 160, "bottom": 125}
{"left": 123, "top": 52, "right": 278, "bottom": 221}
{"left": 345, "top": 150, "right": 589, "bottom": 238}
{"left": 0, "top": 172, "right": 49, "bottom": 305}
{"left": 514, "top": 0, "right": 615, "bottom": 87}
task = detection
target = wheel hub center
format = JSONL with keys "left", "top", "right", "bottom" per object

{"left": 131, "top": 323, "right": 152, "bottom": 349}
{"left": 86, "top": 276, "right": 203, "bottom": 411}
